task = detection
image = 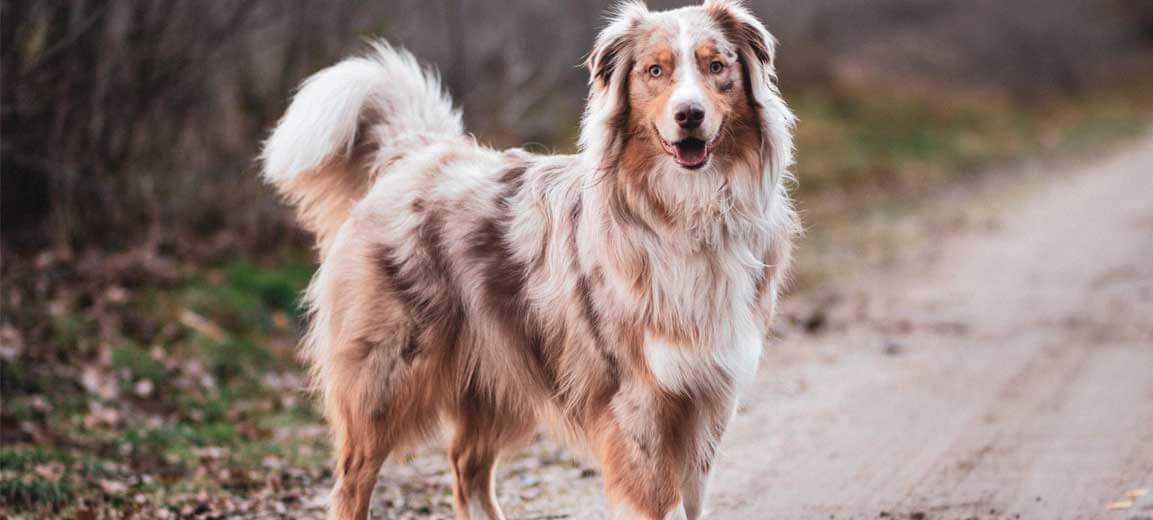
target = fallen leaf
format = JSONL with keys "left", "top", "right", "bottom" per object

{"left": 105, "top": 285, "right": 129, "bottom": 303}
{"left": 178, "top": 308, "right": 226, "bottom": 341}
{"left": 0, "top": 325, "right": 24, "bottom": 360}
{"left": 1107, "top": 500, "right": 1134, "bottom": 510}
{"left": 81, "top": 367, "right": 120, "bottom": 400}
{"left": 34, "top": 463, "right": 65, "bottom": 480}
{"left": 99, "top": 479, "right": 129, "bottom": 494}
{"left": 133, "top": 379, "right": 155, "bottom": 397}
{"left": 272, "top": 311, "right": 291, "bottom": 329}
{"left": 84, "top": 402, "right": 122, "bottom": 428}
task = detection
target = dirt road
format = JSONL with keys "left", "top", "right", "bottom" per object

{"left": 708, "top": 135, "right": 1153, "bottom": 519}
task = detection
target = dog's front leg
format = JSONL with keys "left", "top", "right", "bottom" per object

{"left": 679, "top": 397, "right": 735, "bottom": 520}
{"left": 596, "top": 383, "right": 704, "bottom": 520}
{"left": 680, "top": 467, "right": 711, "bottom": 520}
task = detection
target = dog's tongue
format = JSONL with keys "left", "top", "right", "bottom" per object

{"left": 674, "top": 140, "right": 708, "bottom": 167}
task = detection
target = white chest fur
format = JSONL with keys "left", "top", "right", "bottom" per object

{"left": 634, "top": 245, "right": 767, "bottom": 395}
{"left": 642, "top": 315, "right": 763, "bottom": 394}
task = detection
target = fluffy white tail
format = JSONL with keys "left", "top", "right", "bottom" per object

{"left": 260, "top": 42, "right": 462, "bottom": 249}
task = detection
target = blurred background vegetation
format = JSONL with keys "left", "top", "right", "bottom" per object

{"left": 2, "top": 0, "right": 1152, "bottom": 517}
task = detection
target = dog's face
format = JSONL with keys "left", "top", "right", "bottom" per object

{"left": 631, "top": 13, "right": 742, "bottom": 170}
{"left": 585, "top": 1, "right": 780, "bottom": 175}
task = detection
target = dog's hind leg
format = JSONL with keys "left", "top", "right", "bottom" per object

{"left": 449, "top": 440, "right": 503, "bottom": 520}
{"left": 446, "top": 390, "right": 534, "bottom": 520}
{"left": 322, "top": 326, "right": 431, "bottom": 519}
{"left": 328, "top": 410, "right": 391, "bottom": 520}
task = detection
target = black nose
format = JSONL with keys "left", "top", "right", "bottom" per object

{"left": 674, "top": 103, "right": 705, "bottom": 130}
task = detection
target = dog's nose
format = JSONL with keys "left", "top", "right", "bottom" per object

{"left": 674, "top": 103, "right": 705, "bottom": 130}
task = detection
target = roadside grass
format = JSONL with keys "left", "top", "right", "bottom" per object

{"left": 787, "top": 84, "right": 1152, "bottom": 292}
{"left": 792, "top": 85, "right": 1151, "bottom": 196}
{"left": 2, "top": 84, "right": 1150, "bottom": 517}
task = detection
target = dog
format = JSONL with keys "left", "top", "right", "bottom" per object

{"left": 260, "top": 1, "right": 797, "bottom": 518}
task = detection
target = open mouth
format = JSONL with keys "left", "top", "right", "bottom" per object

{"left": 658, "top": 133, "right": 717, "bottom": 170}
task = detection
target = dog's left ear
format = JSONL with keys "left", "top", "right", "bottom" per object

{"left": 705, "top": 0, "right": 777, "bottom": 103}
{"left": 706, "top": 0, "right": 776, "bottom": 77}
{"left": 705, "top": 0, "right": 794, "bottom": 182}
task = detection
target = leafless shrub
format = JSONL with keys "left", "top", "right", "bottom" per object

{"left": 1, "top": 0, "right": 1148, "bottom": 262}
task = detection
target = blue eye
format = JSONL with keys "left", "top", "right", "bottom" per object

{"left": 709, "top": 61, "right": 724, "bottom": 74}
{"left": 648, "top": 65, "right": 663, "bottom": 78}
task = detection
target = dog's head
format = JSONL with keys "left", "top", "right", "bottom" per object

{"left": 581, "top": 0, "right": 792, "bottom": 184}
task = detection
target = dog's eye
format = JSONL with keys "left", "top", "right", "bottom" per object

{"left": 709, "top": 61, "right": 725, "bottom": 74}
{"left": 648, "top": 65, "right": 663, "bottom": 78}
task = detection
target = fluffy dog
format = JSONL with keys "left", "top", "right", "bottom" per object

{"left": 260, "top": 1, "right": 797, "bottom": 518}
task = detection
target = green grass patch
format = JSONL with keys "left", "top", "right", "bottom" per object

{"left": 181, "top": 259, "right": 313, "bottom": 333}
{"left": 48, "top": 311, "right": 86, "bottom": 351}
{"left": 0, "top": 477, "right": 74, "bottom": 512}
{"left": 221, "top": 260, "right": 314, "bottom": 315}
{"left": 110, "top": 342, "right": 168, "bottom": 383}
{"left": 122, "top": 422, "right": 240, "bottom": 464}
{"left": 0, "top": 448, "right": 77, "bottom": 513}
{"left": 178, "top": 394, "right": 231, "bottom": 423}
{"left": 123, "top": 422, "right": 239, "bottom": 449}
{"left": 0, "top": 447, "right": 73, "bottom": 471}
{"left": 0, "top": 447, "right": 129, "bottom": 514}
{"left": 200, "top": 336, "right": 272, "bottom": 387}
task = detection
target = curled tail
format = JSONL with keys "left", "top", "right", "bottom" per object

{"left": 260, "top": 41, "right": 462, "bottom": 250}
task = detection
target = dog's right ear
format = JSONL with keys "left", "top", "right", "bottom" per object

{"left": 585, "top": 1, "right": 647, "bottom": 90}
{"left": 580, "top": 2, "right": 647, "bottom": 161}
{"left": 586, "top": 34, "right": 630, "bottom": 90}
